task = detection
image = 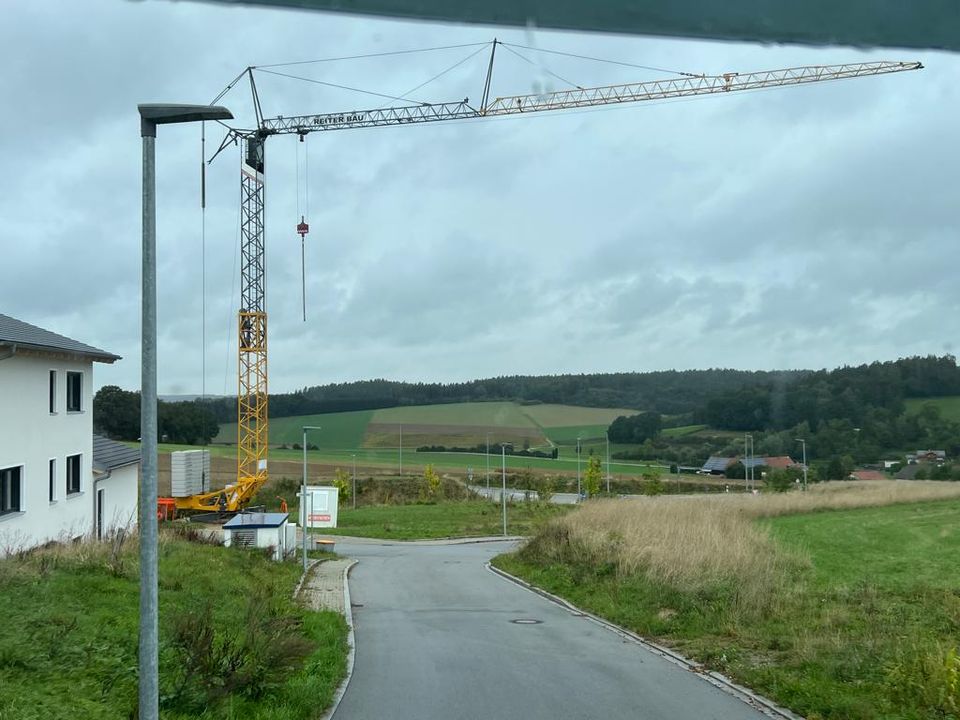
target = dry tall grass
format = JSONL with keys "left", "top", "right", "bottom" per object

{"left": 523, "top": 481, "right": 960, "bottom": 613}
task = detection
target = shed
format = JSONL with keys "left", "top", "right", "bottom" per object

{"left": 223, "top": 512, "right": 294, "bottom": 561}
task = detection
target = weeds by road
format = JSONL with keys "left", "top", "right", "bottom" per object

{"left": 495, "top": 482, "right": 960, "bottom": 719}
{"left": 0, "top": 529, "right": 347, "bottom": 720}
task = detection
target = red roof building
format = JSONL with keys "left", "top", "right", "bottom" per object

{"left": 851, "top": 470, "right": 887, "bottom": 481}
{"left": 763, "top": 456, "right": 796, "bottom": 469}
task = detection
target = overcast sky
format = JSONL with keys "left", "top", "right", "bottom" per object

{"left": 2, "top": 1, "right": 957, "bottom": 395}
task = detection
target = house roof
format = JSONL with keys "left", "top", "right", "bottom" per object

{"left": 0, "top": 313, "right": 119, "bottom": 363}
{"left": 702, "top": 456, "right": 735, "bottom": 472}
{"left": 224, "top": 512, "right": 289, "bottom": 529}
{"left": 93, "top": 435, "right": 141, "bottom": 473}
{"left": 851, "top": 470, "right": 887, "bottom": 481}
{"left": 763, "top": 456, "right": 796, "bottom": 469}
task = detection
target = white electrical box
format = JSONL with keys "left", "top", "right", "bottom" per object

{"left": 223, "top": 512, "right": 291, "bottom": 561}
{"left": 170, "top": 449, "right": 211, "bottom": 497}
{"left": 299, "top": 485, "right": 339, "bottom": 529}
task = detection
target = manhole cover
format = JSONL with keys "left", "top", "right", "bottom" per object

{"left": 511, "top": 618, "right": 543, "bottom": 625}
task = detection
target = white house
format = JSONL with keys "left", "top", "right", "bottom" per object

{"left": 0, "top": 313, "right": 138, "bottom": 553}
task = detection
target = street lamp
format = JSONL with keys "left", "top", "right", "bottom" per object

{"left": 302, "top": 426, "right": 322, "bottom": 572}
{"left": 486, "top": 432, "right": 491, "bottom": 495}
{"left": 501, "top": 444, "right": 508, "bottom": 536}
{"left": 351, "top": 453, "right": 357, "bottom": 510}
{"left": 576, "top": 435, "right": 583, "bottom": 500}
{"left": 605, "top": 431, "right": 611, "bottom": 494}
{"left": 795, "top": 438, "right": 807, "bottom": 491}
{"left": 138, "top": 102, "right": 232, "bottom": 720}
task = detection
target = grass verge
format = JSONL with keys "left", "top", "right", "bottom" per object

{"left": 0, "top": 530, "right": 348, "bottom": 720}
{"left": 319, "top": 500, "right": 571, "bottom": 540}
{"left": 493, "top": 482, "right": 960, "bottom": 720}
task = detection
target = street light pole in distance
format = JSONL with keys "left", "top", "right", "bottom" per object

{"left": 301, "top": 426, "right": 322, "bottom": 573}
{"left": 796, "top": 438, "right": 808, "bottom": 491}
{"left": 501, "top": 444, "right": 508, "bottom": 536}
{"left": 576, "top": 436, "right": 582, "bottom": 500}
{"left": 138, "top": 102, "right": 232, "bottom": 720}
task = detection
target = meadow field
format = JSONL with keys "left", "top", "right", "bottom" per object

{"left": 213, "top": 400, "right": 643, "bottom": 456}
{"left": 904, "top": 394, "right": 960, "bottom": 423}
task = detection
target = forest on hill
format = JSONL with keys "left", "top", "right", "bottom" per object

{"left": 198, "top": 369, "right": 802, "bottom": 424}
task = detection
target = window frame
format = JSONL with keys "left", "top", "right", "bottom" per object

{"left": 66, "top": 371, "right": 82, "bottom": 413}
{"left": 66, "top": 454, "right": 82, "bottom": 496}
{"left": 49, "top": 458, "right": 57, "bottom": 503}
{"left": 49, "top": 370, "right": 58, "bottom": 414}
{"left": 0, "top": 466, "right": 23, "bottom": 516}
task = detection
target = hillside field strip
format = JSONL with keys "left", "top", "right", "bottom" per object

{"left": 904, "top": 395, "right": 960, "bottom": 423}
{"left": 215, "top": 401, "right": 644, "bottom": 453}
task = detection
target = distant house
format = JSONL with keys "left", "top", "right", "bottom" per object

{"left": 700, "top": 456, "right": 735, "bottom": 475}
{"left": 906, "top": 450, "right": 946, "bottom": 465}
{"left": 850, "top": 469, "right": 887, "bottom": 481}
{"left": 92, "top": 435, "right": 140, "bottom": 540}
{"left": 763, "top": 456, "right": 796, "bottom": 470}
{"left": 895, "top": 464, "right": 923, "bottom": 480}
{"left": 0, "top": 313, "right": 138, "bottom": 553}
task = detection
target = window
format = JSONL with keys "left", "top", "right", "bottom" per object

{"left": 66, "top": 454, "right": 81, "bottom": 495}
{"left": 49, "top": 370, "right": 57, "bottom": 413}
{"left": 0, "top": 466, "right": 22, "bottom": 515}
{"left": 49, "top": 459, "right": 56, "bottom": 502}
{"left": 66, "top": 372, "right": 82, "bottom": 412}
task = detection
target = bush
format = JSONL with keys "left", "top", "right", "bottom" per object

{"left": 885, "top": 643, "right": 960, "bottom": 716}
{"left": 163, "top": 590, "right": 315, "bottom": 712}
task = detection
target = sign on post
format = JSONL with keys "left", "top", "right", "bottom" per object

{"left": 299, "top": 485, "right": 339, "bottom": 529}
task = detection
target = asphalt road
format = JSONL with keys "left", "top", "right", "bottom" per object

{"left": 332, "top": 540, "right": 772, "bottom": 720}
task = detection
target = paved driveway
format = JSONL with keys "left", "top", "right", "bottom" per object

{"left": 333, "top": 540, "right": 773, "bottom": 720}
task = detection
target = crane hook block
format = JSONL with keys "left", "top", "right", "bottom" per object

{"left": 297, "top": 215, "right": 309, "bottom": 238}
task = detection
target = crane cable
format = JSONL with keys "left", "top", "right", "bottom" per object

{"left": 200, "top": 122, "right": 207, "bottom": 401}
{"left": 295, "top": 134, "right": 309, "bottom": 322}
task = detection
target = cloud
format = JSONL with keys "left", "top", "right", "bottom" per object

{"left": 1, "top": 0, "right": 957, "bottom": 394}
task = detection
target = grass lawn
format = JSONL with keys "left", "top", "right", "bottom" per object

{"left": 544, "top": 423, "right": 610, "bottom": 443}
{"left": 495, "top": 498, "right": 960, "bottom": 720}
{"left": 0, "top": 533, "right": 348, "bottom": 720}
{"left": 519, "top": 403, "right": 637, "bottom": 428}
{"left": 662, "top": 424, "right": 708, "bottom": 437}
{"left": 904, "top": 395, "right": 960, "bottom": 423}
{"left": 319, "top": 500, "right": 571, "bottom": 540}
{"left": 371, "top": 401, "right": 536, "bottom": 428}
{"left": 152, "top": 442, "right": 659, "bottom": 476}
{"left": 215, "top": 408, "right": 374, "bottom": 448}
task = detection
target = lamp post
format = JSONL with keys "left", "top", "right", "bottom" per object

{"left": 486, "top": 432, "right": 491, "bottom": 496}
{"left": 351, "top": 453, "right": 357, "bottom": 510}
{"left": 795, "top": 438, "right": 807, "bottom": 491}
{"left": 576, "top": 436, "right": 582, "bottom": 500}
{"left": 138, "top": 102, "right": 232, "bottom": 720}
{"left": 605, "top": 431, "right": 611, "bottom": 495}
{"left": 302, "top": 425, "right": 322, "bottom": 572}
{"left": 501, "top": 444, "right": 508, "bottom": 536}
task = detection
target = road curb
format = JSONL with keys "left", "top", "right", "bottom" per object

{"left": 323, "top": 559, "right": 359, "bottom": 720}
{"left": 486, "top": 562, "right": 804, "bottom": 720}
{"left": 317, "top": 534, "right": 524, "bottom": 546}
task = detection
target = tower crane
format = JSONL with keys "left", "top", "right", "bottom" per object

{"left": 172, "top": 41, "right": 921, "bottom": 513}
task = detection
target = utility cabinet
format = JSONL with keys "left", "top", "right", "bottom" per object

{"left": 223, "top": 512, "right": 293, "bottom": 561}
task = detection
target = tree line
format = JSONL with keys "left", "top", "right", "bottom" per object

{"left": 197, "top": 369, "right": 801, "bottom": 423}
{"left": 94, "top": 386, "right": 219, "bottom": 445}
